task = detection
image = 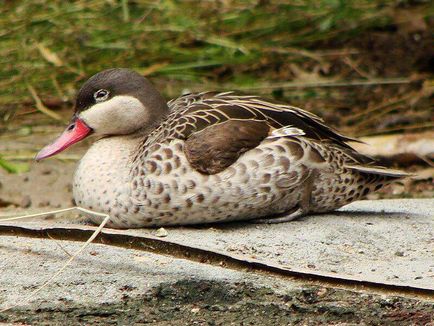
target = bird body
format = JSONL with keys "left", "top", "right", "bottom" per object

{"left": 37, "top": 69, "right": 408, "bottom": 228}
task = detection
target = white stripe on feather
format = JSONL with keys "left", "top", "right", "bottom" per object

{"left": 267, "top": 126, "right": 305, "bottom": 139}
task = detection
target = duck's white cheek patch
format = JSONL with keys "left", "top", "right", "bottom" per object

{"left": 79, "top": 95, "right": 149, "bottom": 135}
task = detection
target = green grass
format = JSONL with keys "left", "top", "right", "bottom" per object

{"left": 0, "top": 1, "right": 410, "bottom": 103}
{"left": 0, "top": 0, "right": 432, "bottom": 135}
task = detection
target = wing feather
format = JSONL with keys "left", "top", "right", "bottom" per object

{"left": 141, "top": 92, "right": 365, "bottom": 173}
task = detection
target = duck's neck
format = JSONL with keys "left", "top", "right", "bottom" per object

{"left": 134, "top": 109, "right": 170, "bottom": 139}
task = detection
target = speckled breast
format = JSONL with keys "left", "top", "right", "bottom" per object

{"left": 72, "top": 136, "right": 138, "bottom": 227}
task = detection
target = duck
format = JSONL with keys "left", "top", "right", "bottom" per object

{"left": 36, "top": 68, "right": 408, "bottom": 229}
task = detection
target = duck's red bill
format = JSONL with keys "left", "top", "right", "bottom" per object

{"left": 35, "top": 118, "right": 91, "bottom": 161}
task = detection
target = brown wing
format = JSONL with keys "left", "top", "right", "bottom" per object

{"left": 141, "top": 92, "right": 365, "bottom": 174}
{"left": 147, "top": 92, "right": 358, "bottom": 148}
{"left": 184, "top": 120, "right": 269, "bottom": 174}
{"left": 170, "top": 93, "right": 358, "bottom": 145}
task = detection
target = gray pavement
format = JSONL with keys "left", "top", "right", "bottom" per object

{"left": 139, "top": 198, "right": 433, "bottom": 290}
{"left": 0, "top": 199, "right": 433, "bottom": 324}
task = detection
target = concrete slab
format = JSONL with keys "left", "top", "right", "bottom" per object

{"left": 1, "top": 236, "right": 434, "bottom": 325}
{"left": 0, "top": 235, "right": 274, "bottom": 308}
{"left": 0, "top": 198, "right": 433, "bottom": 324}
{"left": 0, "top": 199, "right": 433, "bottom": 292}
{"left": 142, "top": 198, "right": 433, "bottom": 290}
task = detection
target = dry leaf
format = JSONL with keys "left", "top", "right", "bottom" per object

{"left": 289, "top": 64, "right": 331, "bottom": 84}
{"left": 394, "top": 8, "right": 427, "bottom": 33}
{"left": 138, "top": 62, "right": 169, "bottom": 76}
{"left": 353, "top": 132, "right": 434, "bottom": 160}
{"left": 36, "top": 43, "right": 63, "bottom": 67}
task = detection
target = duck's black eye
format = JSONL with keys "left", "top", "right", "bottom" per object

{"left": 94, "top": 89, "right": 109, "bottom": 102}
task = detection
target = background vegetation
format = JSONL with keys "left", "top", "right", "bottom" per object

{"left": 1, "top": 0, "right": 432, "bottom": 137}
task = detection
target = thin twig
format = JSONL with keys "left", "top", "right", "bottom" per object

{"left": 27, "top": 85, "right": 63, "bottom": 121}
{"left": 342, "top": 57, "right": 372, "bottom": 79}
{"left": 356, "top": 122, "right": 434, "bottom": 137}
{"left": 227, "top": 78, "right": 412, "bottom": 91}
{"left": 47, "top": 233, "right": 72, "bottom": 257}
{"left": 345, "top": 91, "right": 417, "bottom": 122}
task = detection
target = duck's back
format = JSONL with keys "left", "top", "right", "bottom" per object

{"left": 120, "top": 93, "right": 407, "bottom": 227}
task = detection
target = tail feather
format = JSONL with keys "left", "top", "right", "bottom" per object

{"left": 344, "top": 164, "right": 412, "bottom": 180}
{"left": 343, "top": 164, "right": 411, "bottom": 201}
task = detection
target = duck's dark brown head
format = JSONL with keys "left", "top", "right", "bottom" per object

{"left": 36, "top": 68, "right": 169, "bottom": 161}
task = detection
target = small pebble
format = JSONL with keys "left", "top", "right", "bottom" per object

{"left": 41, "top": 169, "right": 52, "bottom": 175}
{"left": 20, "top": 195, "right": 31, "bottom": 208}
{"left": 155, "top": 227, "right": 168, "bottom": 237}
